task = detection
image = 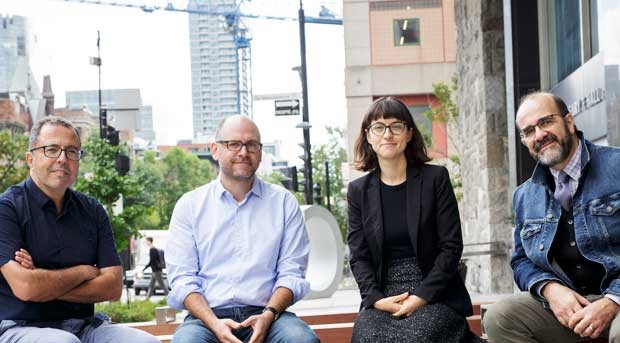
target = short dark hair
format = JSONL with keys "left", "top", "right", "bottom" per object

{"left": 29, "top": 116, "right": 81, "bottom": 150}
{"left": 353, "top": 96, "right": 431, "bottom": 171}
{"left": 145, "top": 237, "right": 153, "bottom": 243}
{"left": 519, "top": 91, "right": 569, "bottom": 116}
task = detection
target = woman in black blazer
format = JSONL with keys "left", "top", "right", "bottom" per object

{"left": 347, "top": 97, "right": 480, "bottom": 342}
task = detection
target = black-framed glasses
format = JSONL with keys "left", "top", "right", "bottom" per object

{"left": 29, "top": 144, "right": 83, "bottom": 161}
{"left": 367, "top": 122, "right": 409, "bottom": 136}
{"left": 519, "top": 113, "right": 563, "bottom": 140}
{"left": 216, "top": 140, "right": 262, "bottom": 153}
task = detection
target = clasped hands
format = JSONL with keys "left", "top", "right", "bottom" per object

{"left": 373, "top": 292, "right": 427, "bottom": 318}
{"left": 209, "top": 310, "right": 276, "bottom": 343}
{"left": 543, "top": 282, "right": 620, "bottom": 339}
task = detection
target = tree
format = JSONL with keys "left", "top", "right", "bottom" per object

{"left": 0, "top": 129, "right": 29, "bottom": 193}
{"left": 130, "top": 151, "right": 165, "bottom": 230}
{"left": 424, "top": 75, "right": 463, "bottom": 201}
{"left": 268, "top": 127, "right": 348, "bottom": 239}
{"left": 310, "top": 127, "right": 348, "bottom": 239}
{"left": 75, "top": 137, "right": 145, "bottom": 251}
{"left": 157, "top": 148, "right": 215, "bottom": 228}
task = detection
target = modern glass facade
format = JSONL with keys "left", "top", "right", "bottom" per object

{"left": 136, "top": 105, "right": 156, "bottom": 143}
{"left": 540, "top": 0, "right": 620, "bottom": 146}
{"left": 0, "top": 15, "right": 28, "bottom": 94}
{"left": 508, "top": 0, "right": 620, "bottom": 185}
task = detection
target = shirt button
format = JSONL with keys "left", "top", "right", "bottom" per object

{"left": 546, "top": 214, "right": 553, "bottom": 220}
{"left": 576, "top": 264, "right": 582, "bottom": 269}
{"left": 568, "top": 219, "right": 573, "bottom": 225}
{"left": 570, "top": 241, "right": 576, "bottom": 247}
{"left": 608, "top": 206, "right": 614, "bottom": 213}
{"left": 539, "top": 244, "right": 544, "bottom": 250}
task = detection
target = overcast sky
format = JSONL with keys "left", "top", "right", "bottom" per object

{"left": 0, "top": 0, "right": 346, "bottom": 163}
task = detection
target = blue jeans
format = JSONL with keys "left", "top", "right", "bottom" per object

{"left": 172, "top": 306, "right": 318, "bottom": 343}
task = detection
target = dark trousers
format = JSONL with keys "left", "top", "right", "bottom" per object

{"left": 146, "top": 271, "right": 168, "bottom": 298}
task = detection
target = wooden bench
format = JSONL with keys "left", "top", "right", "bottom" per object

{"left": 129, "top": 302, "right": 605, "bottom": 342}
{"left": 128, "top": 312, "right": 357, "bottom": 343}
{"left": 129, "top": 305, "right": 489, "bottom": 343}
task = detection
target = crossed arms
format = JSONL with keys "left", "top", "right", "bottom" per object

{"left": 0, "top": 248, "right": 122, "bottom": 303}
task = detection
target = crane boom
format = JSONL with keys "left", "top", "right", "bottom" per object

{"left": 60, "top": 0, "right": 343, "bottom": 25}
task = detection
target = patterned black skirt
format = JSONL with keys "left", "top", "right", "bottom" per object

{"left": 352, "top": 257, "right": 479, "bottom": 343}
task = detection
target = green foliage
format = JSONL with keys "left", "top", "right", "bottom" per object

{"left": 130, "top": 151, "right": 165, "bottom": 230}
{"left": 310, "top": 127, "right": 348, "bottom": 239}
{"left": 75, "top": 137, "right": 145, "bottom": 251}
{"left": 95, "top": 299, "right": 168, "bottom": 323}
{"left": 422, "top": 75, "right": 463, "bottom": 202}
{"left": 424, "top": 75, "right": 458, "bottom": 123}
{"left": 271, "top": 127, "right": 348, "bottom": 239}
{"left": 128, "top": 148, "right": 215, "bottom": 230}
{"left": 156, "top": 148, "right": 215, "bottom": 228}
{"left": 0, "top": 129, "right": 29, "bottom": 193}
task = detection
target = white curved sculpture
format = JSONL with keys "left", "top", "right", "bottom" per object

{"left": 301, "top": 205, "right": 344, "bottom": 299}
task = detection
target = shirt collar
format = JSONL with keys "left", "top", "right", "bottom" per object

{"left": 550, "top": 140, "right": 582, "bottom": 183}
{"left": 25, "top": 177, "right": 74, "bottom": 211}
{"left": 215, "top": 175, "right": 263, "bottom": 200}
{"left": 25, "top": 177, "right": 54, "bottom": 208}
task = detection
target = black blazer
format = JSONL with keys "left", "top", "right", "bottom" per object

{"left": 347, "top": 164, "right": 473, "bottom": 317}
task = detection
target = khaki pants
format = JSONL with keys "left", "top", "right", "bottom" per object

{"left": 483, "top": 292, "right": 620, "bottom": 343}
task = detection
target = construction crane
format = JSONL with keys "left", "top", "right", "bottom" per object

{"left": 59, "top": 0, "right": 342, "bottom": 119}
{"left": 60, "top": 0, "right": 342, "bottom": 204}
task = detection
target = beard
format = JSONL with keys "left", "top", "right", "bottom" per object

{"left": 529, "top": 122, "right": 574, "bottom": 167}
{"left": 221, "top": 159, "right": 257, "bottom": 180}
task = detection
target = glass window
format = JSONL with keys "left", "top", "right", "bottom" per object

{"left": 16, "top": 36, "right": 25, "bottom": 56}
{"left": 547, "top": 0, "right": 582, "bottom": 84}
{"left": 393, "top": 19, "right": 420, "bottom": 46}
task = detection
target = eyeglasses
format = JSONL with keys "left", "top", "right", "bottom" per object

{"left": 30, "top": 145, "right": 83, "bottom": 161}
{"left": 519, "top": 113, "right": 563, "bottom": 140}
{"left": 216, "top": 140, "right": 262, "bottom": 153}
{"left": 367, "top": 122, "right": 409, "bottom": 136}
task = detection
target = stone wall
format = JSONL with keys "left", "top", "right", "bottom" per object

{"left": 455, "top": 0, "right": 514, "bottom": 293}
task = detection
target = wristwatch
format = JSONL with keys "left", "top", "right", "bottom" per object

{"left": 262, "top": 306, "right": 280, "bottom": 320}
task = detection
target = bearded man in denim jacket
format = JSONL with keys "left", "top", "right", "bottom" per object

{"left": 484, "top": 92, "right": 620, "bottom": 343}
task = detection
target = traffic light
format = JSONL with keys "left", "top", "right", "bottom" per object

{"left": 104, "top": 126, "right": 119, "bottom": 146}
{"left": 115, "top": 154, "right": 130, "bottom": 176}
{"left": 100, "top": 108, "right": 108, "bottom": 127}
{"left": 280, "top": 166, "right": 298, "bottom": 192}
{"left": 298, "top": 142, "right": 312, "bottom": 203}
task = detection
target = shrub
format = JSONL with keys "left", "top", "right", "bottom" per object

{"left": 95, "top": 299, "right": 167, "bottom": 323}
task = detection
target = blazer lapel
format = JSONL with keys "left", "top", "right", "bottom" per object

{"left": 365, "top": 171, "right": 384, "bottom": 261}
{"left": 406, "top": 166, "right": 422, "bottom": 257}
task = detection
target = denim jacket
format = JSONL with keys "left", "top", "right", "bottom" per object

{"left": 511, "top": 132, "right": 620, "bottom": 302}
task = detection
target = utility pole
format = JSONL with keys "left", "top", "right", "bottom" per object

{"left": 298, "top": 0, "right": 313, "bottom": 204}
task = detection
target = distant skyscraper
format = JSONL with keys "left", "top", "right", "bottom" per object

{"left": 0, "top": 15, "right": 28, "bottom": 93}
{"left": 0, "top": 14, "right": 41, "bottom": 126}
{"left": 65, "top": 88, "right": 142, "bottom": 133}
{"left": 136, "top": 105, "right": 156, "bottom": 143}
{"left": 187, "top": 0, "right": 252, "bottom": 141}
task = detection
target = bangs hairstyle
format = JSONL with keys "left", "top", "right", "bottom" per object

{"left": 353, "top": 96, "right": 431, "bottom": 171}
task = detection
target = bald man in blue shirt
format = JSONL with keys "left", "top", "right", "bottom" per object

{"left": 167, "top": 115, "right": 318, "bottom": 343}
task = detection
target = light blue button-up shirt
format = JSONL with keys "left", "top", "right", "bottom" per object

{"left": 166, "top": 176, "right": 310, "bottom": 310}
